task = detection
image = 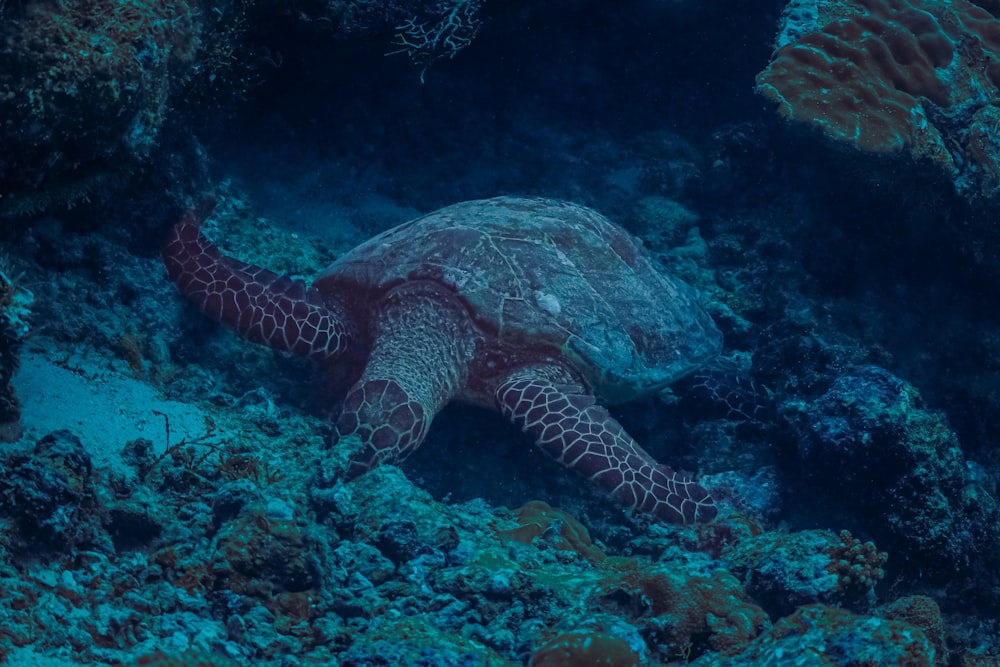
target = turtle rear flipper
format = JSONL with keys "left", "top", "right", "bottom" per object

{"left": 495, "top": 364, "right": 717, "bottom": 524}
{"left": 163, "top": 198, "right": 354, "bottom": 360}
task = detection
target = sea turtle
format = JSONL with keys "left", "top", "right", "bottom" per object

{"left": 163, "top": 196, "right": 722, "bottom": 523}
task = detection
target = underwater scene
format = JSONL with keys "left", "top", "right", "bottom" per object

{"left": 3, "top": 0, "right": 1000, "bottom": 665}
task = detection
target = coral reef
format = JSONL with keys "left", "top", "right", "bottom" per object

{"left": 785, "top": 365, "right": 999, "bottom": 579}
{"left": 877, "top": 595, "right": 947, "bottom": 662}
{"left": 598, "top": 557, "right": 770, "bottom": 659}
{"left": 498, "top": 500, "right": 607, "bottom": 563}
{"left": 214, "top": 502, "right": 324, "bottom": 591}
{"left": 723, "top": 529, "right": 887, "bottom": 617}
{"left": 132, "top": 650, "right": 243, "bottom": 667}
{"left": 0, "top": 430, "right": 108, "bottom": 556}
{"left": 757, "top": 0, "right": 1000, "bottom": 196}
{"left": 3, "top": 1, "right": 1000, "bottom": 660}
{"left": 338, "top": 615, "right": 512, "bottom": 666}
{"left": 700, "top": 604, "right": 939, "bottom": 666}
{"left": 1, "top": 217, "right": 996, "bottom": 663}
{"left": 0, "top": 267, "right": 32, "bottom": 440}
{"left": 0, "top": 0, "right": 204, "bottom": 216}
{"left": 528, "top": 625, "right": 642, "bottom": 667}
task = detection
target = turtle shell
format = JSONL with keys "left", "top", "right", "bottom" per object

{"left": 314, "top": 196, "right": 722, "bottom": 403}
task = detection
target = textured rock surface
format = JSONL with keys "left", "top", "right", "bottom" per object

{"left": 757, "top": 0, "right": 1000, "bottom": 196}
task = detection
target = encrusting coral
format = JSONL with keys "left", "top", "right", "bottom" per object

{"left": 0, "top": 266, "right": 33, "bottom": 440}
{"left": 0, "top": 0, "right": 201, "bottom": 216}
{"left": 787, "top": 365, "right": 999, "bottom": 579}
{"left": 757, "top": 0, "right": 1000, "bottom": 195}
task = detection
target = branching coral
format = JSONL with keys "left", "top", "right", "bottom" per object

{"left": 388, "top": 0, "right": 482, "bottom": 83}
{"left": 828, "top": 529, "right": 888, "bottom": 596}
{"left": 723, "top": 528, "right": 887, "bottom": 617}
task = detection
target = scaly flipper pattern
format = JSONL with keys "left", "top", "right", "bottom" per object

{"left": 335, "top": 378, "right": 429, "bottom": 478}
{"left": 162, "top": 197, "right": 352, "bottom": 359}
{"left": 495, "top": 366, "right": 717, "bottom": 524}
{"left": 164, "top": 196, "right": 721, "bottom": 525}
{"left": 335, "top": 284, "right": 476, "bottom": 478}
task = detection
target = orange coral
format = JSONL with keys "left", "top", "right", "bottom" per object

{"left": 757, "top": 0, "right": 1000, "bottom": 192}
{"left": 529, "top": 627, "right": 641, "bottom": 667}
{"left": 498, "top": 500, "right": 606, "bottom": 562}
{"left": 827, "top": 529, "right": 888, "bottom": 593}
{"left": 600, "top": 557, "right": 768, "bottom": 658}
{"left": 132, "top": 650, "right": 242, "bottom": 667}
{"left": 733, "top": 604, "right": 938, "bottom": 666}
{"left": 878, "top": 595, "right": 947, "bottom": 663}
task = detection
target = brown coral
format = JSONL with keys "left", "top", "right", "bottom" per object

{"left": 0, "top": 0, "right": 201, "bottom": 216}
{"left": 529, "top": 626, "right": 642, "bottom": 667}
{"left": 0, "top": 266, "right": 32, "bottom": 441}
{"left": 600, "top": 557, "right": 768, "bottom": 658}
{"left": 827, "top": 529, "right": 888, "bottom": 594}
{"left": 878, "top": 595, "right": 947, "bottom": 664}
{"left": 133, "top": 650, "right": 243, "bottom": 667}
{"left": 757, "top": 0, "right": 1000, "bottom": 194}
{"left": 498, "top": 500, "right": 607, "bottom": 563}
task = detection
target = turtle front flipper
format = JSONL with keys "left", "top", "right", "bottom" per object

{"left": 335, "top": 284, "right": 477, "bottom": 477}
{"left": 163, "top": 197, "right": 352, "bottom": 360}
{"left": 495, "top": 365, "right": 717, "bottom": 524}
